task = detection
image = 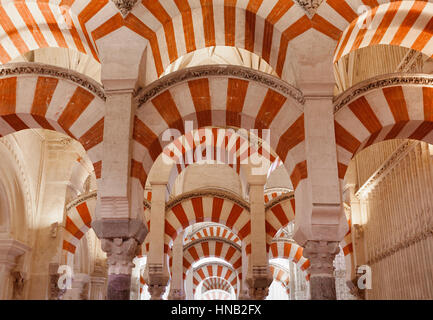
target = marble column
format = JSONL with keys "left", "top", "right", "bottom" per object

{"left": 63, "top": 273, "right": 90, "bottom": 300}
{"left": 303, "top": 240, "right": 339, "bottom": 300}
{"left": 168, "top": 233, "right": 185, "bottom": 300}
{"left": 147, "top": 182, "right": 170, "bottom": 300}
{"left": 293, "top": 87, "right": 348, "bottom": 252}
{"left": 246, "top": 174, "right": 272, "bottom": 300}
{"left": 0, "top": 239, "right": 29, "bottom": 300}
{"left": 238, "top": 240, "right": 250, "bottom": 300}
{"left": 90, "top": 275, "right": 106, "bottom": 300}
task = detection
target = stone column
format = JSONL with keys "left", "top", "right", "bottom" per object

{"left": 63, "top": 273, "right": 90, "bottom": 300}
{"left": 288, "top": 262, "right": 296, "bottom": 300}
{"left": 147, "top": 182, "right": 170, "bottom": 300}
{"left": 0, "top": 239, "right": 29, "bottom": 300}
{"left": 246, "top": 174, "right": 272, "bottom": 300}
{"left": 238, "top": 240, "right": 249, "bottom": 300}
{"left": 93, "top": 219, "right": 147, "bottom": 300}
{"left": 168, "top": 233, "right": 185, "bottom": 300}
{"left": 185, "top": 267, "right": 194, "bottom": 300}
{"left": 90, "top": 274, "right": 106, "bottom": 300}
{"left": 303, "top": 240, "right": 340, "bottom": 300}
{"left": 100, "top": 237, "right": 139, "bottom": 300}
{"left": 293, "top": 87, "right": 348, "bottom": 246}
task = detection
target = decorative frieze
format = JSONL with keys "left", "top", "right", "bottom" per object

{"left": 166, "top": 188, "right": 250, "bottom": 212}
{"left": 0, "top": 62, "right": 106, "bottom": 101}
{"left": 183, "top": 237, "right": 241, "bottom": 252}
{"left": 135, "top": 65, "right": 305, "bottom": 108}
{"left": 265, "top": 192, "right": 295, "bottom": 211}
{"left": 334, "top": 73, "right": 433, "bottom": 113}
{"left": 356, "top": 141, "right": 416, "bottom": 199}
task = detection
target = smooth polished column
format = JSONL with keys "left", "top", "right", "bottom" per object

{"left": 247, "top": 174, "right": 272, "bottom": 300}
{"left": 238, "top": 240, "right": 250, "bottom": 300}
{"left": 303, "top": 240, "right": 339, "bottom": 300}
{"left": 147, "top": 182, "right": 169, "bottom": 300}
{"left": 168, "top": 233, "right": 185, "bottom": 300}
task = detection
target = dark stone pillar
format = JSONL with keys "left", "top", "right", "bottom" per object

{"left": 93, "top": 219, "right": 148, "bottom": 300}
{"left": 107, "top": 274, "right": 131, "bottom": 300}
{"left": 303, "top": 241, "right": 340, "bottom": 300}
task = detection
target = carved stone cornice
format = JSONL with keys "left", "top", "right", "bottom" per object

{"left": 166, "top": 188, "right": 250, "bottom": 213}
{"left": 135, "top": 65, "right": 305, "bottom": 108}
{"left": 65, "top": 191, "right": 97, "bottom": 213}
{"left": 111, "top": 0, "right": 139, "bottom": 16}
{"left": 396, "top": 49, "right": 423, "bottom": 73}
{"left": 183, "top": 237, "right": 241, "bottom": 253}
{"left": 0, "top": 62, "right": 106, "bottom": 101}
{"left": 355, "top": 141, "right": 416, "bottom": 199}
{"left": 334, "top": 73, "right": 433, "bottom": 114}
{"left": 265, "top": 192, "right": 295, "bottom": 211}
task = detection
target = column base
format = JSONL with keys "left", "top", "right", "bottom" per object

{"left": 310, "top": 276, "right": 336, "bottom": 300}
{"left": 107, "top": 274, "right": 131, "bottom": 300}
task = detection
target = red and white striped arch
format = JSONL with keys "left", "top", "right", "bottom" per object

{"left": 269, "top": 262, "right": 290, "bottom": 292}
{"left": 182, "top": 239, "right": 242, "bottom": 279}
{"left": 0, "top": 0, "right": 121, "bottom": 63}
{"left": 201, "top": 289, "right": 231, "bottom": 300}
{"left": 62, "top": 191, "right": 97, "bottom": 266}
{"left": 269, "top": 239, "right": 310, "bottom": 281}
{"left": 131, "top": 68, "right": 307, "bottom": 212}
{"left": 163, "top": 191, "right": 250, "bottom": 253}
{"left": 0, "top": 71, "right": 105, "bottom": 178}
{"left": 161, "top": 127, "right": 280, "bottom": 195}
{"left": 334, "top": 78, "right": 433, "bottom": 180}
{"left": 127, "top": 0, "right": 311, "bottom": 82}
{"left": 186, "top": 224, "right": 241, "bottom": 246}
{"left": 333, "top": 1, "right": 433, "bottom": 63}
{"left": 201, "top": 277, "right": 233, "bottom": 295}
{"left": 265, "top": 193, "right": 296, "bottom": 247}
{"left": 192, "top": 262, "right": 238, "bottom": 295}
{"left": 264, "top": 187, "right": 292, "bottom": 203}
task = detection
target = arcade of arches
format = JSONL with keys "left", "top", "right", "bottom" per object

{"left": 0, "top": 0, "right": 433, "bottom": 301}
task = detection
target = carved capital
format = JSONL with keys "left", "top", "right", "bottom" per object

{"left": 294, "top": 0, "right": 325, "bottom": 18}
{"left": 303, "top": 241, "right": 340, "bottom": 276}
{"left": 101, "top": 238, "right": 139, "bottom": 275}
{"left": 148, "top": 284, "right": 167, "bottom": 300}
{"left": 246, "top": 266, "right": 273, "bottom": 300}
{"left": 167, "top": 289, "right": 186, "bottom": 300}
{"left": 111, "top": 0, "right": 139, "bottom": 16}
{"left": 248, "top": 287, "right": 269, "bottom": 300}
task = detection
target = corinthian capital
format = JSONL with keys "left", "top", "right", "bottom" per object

{"left": 111, "top": 0, "right": 139, "bottom": 16}
{"left": 303, "top": 241, "right": 340, "bottom": 275}
{"left": 101, "top": 238, "right": 139, "bottom": 275}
